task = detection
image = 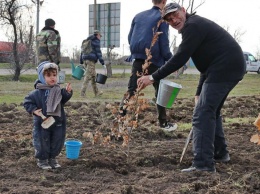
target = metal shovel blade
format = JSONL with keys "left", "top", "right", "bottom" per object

{"left": 41, "top": 116, "right": 55, "bottom": 129}
{"left": 39, "top": 111, "right": 55, "bottom": 129}
{"left": 180, "top": 128, "right": 193, "bottom": 163}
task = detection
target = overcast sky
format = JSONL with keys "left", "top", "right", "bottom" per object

{"left": 1, "top": 0, "right": 260, "bottom": 57}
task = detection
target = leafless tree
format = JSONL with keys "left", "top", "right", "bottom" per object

{"left": 177, "top": 0, "right": 206, "bottom": 13}
{"left": 223, "top": 25, "right": 246, "bottom": 44}
{"left": 71, "top": 46, "right": 81, "bottom": 62}
{"left": 106, "top": 45, "right": 115, "bottom": 77}
{"left": 0, "top": 0, "right": 34, "bottom": 81}
{"left": 255, "top": 46, "right": 260, "bottom": 60}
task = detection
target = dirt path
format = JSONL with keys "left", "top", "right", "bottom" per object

{"left": 0, "top": 95, "right": 260, "bottom": 193}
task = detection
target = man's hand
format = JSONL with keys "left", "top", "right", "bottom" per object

{"left": 137, "top": 75, "right": 154, "bottom": 90}
{"left": 103, "top": 64, "right": 107, "bottom": 69}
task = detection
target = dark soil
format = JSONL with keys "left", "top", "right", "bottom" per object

{"left": 0, "top": 95, "right": 260, "bottom": 194}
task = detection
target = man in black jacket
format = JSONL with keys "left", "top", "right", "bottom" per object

{"left": 138, "top": 3, "right": 246, "bottom": 172}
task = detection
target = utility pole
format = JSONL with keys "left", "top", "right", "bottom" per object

{"left": 94, "top": 0, "right": 97, "bottom": 30}
{"left": 32, "top": 0, "right": 43, "bottom": 65}
{"left": 32, "top": 0, "right": 43, "bottom": 34}
{"left": 36, "top": 0, "right": 40, "bottom": 34}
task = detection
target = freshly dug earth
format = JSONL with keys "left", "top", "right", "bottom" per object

{"left": 0, "top": 95, "right": 260, "bottom": 194}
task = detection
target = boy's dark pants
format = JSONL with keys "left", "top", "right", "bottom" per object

{"left": 33, "top": 121, "right": 66, "bottom": 160}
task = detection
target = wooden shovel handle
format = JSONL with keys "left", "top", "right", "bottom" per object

{"left": 180, "top": 128, "right": 193, "bottom": 163}
{"left": 38, "top": 111, "right": 47, "bottom": 121}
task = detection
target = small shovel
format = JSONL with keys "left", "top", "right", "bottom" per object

{"left": 180, "top": 128, "right": 193, "bottom": 163}
{"left": 39, "top": 111, "right": 55, "bottom": 129}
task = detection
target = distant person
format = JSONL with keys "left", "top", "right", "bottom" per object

{"left": 138, "top": 3, "right": 246, "bottom": 172}
{"left": 36, "top": 18, "right": 61, "bottom": 70}
{"left": 24, "top": 61, "right": 73, "bottom": 170}
{"left": 79, "top": 30, "right": 106, "bottom": 97}
{"left": 120, "top": 0, "right": 177, "bottom": 132}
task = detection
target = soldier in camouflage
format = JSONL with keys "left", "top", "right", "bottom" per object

{"left": 36, "top": 18, "right": 61, "bottom": 70}
{"left": 79, "top": 30, "right": 106, "bottom": 97}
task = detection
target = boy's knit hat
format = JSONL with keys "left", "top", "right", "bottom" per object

{"left": 37, "top": 61, "right": 58, "bottom": 84}
{"left": 45, "top": 18, "right": 56, "bottom": 27}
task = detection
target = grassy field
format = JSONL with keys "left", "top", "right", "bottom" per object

{"left": 0, "top": 72, "right": 259, "bottom": 104}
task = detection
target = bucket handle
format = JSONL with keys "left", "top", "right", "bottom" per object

{"left": 103, "top": 66, "right": 107, "bottom": 76}
{"left": 65, "top": 138, "right": 82, "bottom": 143}
{"left": 77, "top": 64, "right": 85, "bottom": 69}
{"left": 77, "top": 65, "right": 86, "bottom": 76}
{"left": 77, "top": 64, "right": 86, "bottom": 71}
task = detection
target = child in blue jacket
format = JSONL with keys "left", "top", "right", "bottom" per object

{"left": 24, "top": 61, "right": 73, "bottom": 169}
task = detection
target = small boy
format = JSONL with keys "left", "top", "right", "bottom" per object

{"left": 24, "top": 61, "right": 73, "bottom": 169}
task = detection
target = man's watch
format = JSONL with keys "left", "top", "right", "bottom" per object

{"left": 149, "top": 75, "right": 154, "bottom": 81}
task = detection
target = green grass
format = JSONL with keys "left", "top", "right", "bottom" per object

{"left": 0, "top": 63, "right": 10, "bottom": 68}
{"left": 224, "top": 117, "right": 256, "bottom": 125}
{"left": 0, "top": 73, "right": 259, "bottom": 104}
{"left": 0, "top": 74, "right": 38, "bottom": 82}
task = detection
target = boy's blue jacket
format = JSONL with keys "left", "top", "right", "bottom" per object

{"left": 23, "top": 88, "right": 72, "bottom": 126}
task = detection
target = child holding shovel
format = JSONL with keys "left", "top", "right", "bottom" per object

{"left": 24, "top": 61, "right": 73, "bottom": 170}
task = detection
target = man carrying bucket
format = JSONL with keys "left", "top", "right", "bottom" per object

{"left": 120, "top": 0, "right": 178, "bottom": 132}
{"left": 138, "top": 3, "right": 246, "bottom": 173}
{"left": 79, "top": 30, "right": 106, "bottom": 97}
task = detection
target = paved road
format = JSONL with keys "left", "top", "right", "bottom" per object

{"left": 0, "top": 68, "right": 131, "bottom": 75}
{"left": 0, "top": 67, "right": 200, "bottom": 75}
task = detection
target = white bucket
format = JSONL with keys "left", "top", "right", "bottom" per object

{"left": 58, "top": 71, "right": 66, "bottom": 84}
{"left": 156, "top": 79, "right": 182, "bottom": 108}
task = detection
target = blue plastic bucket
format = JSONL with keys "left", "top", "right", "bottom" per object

{"left": 64, "top": 140, "right": 82, "bottom": 159}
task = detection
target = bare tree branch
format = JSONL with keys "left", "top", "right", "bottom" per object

{"left": 233, "top": 28, "right": 246, "bottom": 44}
{"left": 176, "top": 0, "right": 206, "bottom": 13}
{"left": 223, "top": 25, "right": 246, "bottom": 44}
{"left": 0, "top": 0, "right": 34, "bottom": 81}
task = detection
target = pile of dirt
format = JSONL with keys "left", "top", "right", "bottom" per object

{"left": 0, "top": 95, "right": 260, "bottom": 193}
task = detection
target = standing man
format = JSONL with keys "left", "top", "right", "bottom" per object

{"left": 36, "top": 18, "right": 61, "bottom": 70}
{"left": 121, "top": 0, "right": 177, "bottom": 132}
{"left": 138, "top": 3, "right": 246, "bottom": 172}
{"left": 80, "top": 30, "right": 105, "bottom": 97}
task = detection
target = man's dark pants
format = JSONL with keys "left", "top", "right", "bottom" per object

{"left": 192, "top": 81, "right": 239, "bottom": 168}
{"left": 123, "top": 59, "right": 167, "bottom": 125}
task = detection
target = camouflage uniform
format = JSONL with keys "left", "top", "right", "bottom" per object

{"left": 80, "top": 31, "right": 105, "bottom": 97}
{"left": 36, "top": 27, "right": 61, "bottom": 68}
{"left": 81, "top": 60, "right": 102, "bottom": 97}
